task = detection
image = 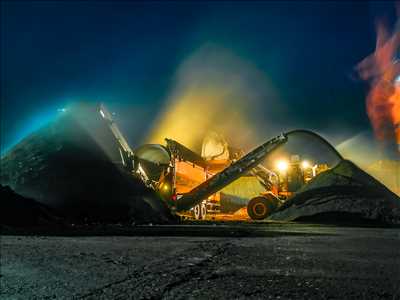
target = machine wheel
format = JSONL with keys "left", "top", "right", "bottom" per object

{"left": 193, "top": 204, "right": 201, "bottom": 220}
{"left": 247, "top": 196, "right": 272, "bottom": 220}
{"left": 200, "top": 203, "right": 207, "bottom": 220}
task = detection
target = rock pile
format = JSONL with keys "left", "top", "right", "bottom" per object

{"left": 0, "top": 103, "right": 175, "bottom": 224}
{"left": 269, "top": 160, "right": 400, "bottom": 225}
{"left": 0, "top": 184, "right": 62, "bottom": 227}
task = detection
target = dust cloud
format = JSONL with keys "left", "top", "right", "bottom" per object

{"left": 146, "top": 44, "right": 285, "bottom": 152}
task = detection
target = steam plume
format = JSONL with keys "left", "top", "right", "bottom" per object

{"left": 146, "top": 44, "right": 283, "bottom": 152}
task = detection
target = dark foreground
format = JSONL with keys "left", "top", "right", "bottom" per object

{"left": 1, "top": 224, "right": 400, "bottom": 299}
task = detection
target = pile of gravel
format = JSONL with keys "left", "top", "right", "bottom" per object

{"left": 0, "top": 184, "right": 63, "bottom": 227}
{"left": 0, "top": 103, "right": 175, "bottom": 224}
{"left": 269, "top": 160, "right": 400, "bottom": 225}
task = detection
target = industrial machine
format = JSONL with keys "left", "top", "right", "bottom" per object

{"left": 99, "top": 104, "right": 335, "bottom": 221}
{"left": 246, "top": 156, "right": 329, "bottom": 220}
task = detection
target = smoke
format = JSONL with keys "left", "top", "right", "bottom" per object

{"left": 336, "top": 131, "right": 380, "bottom": 166}
{"left": 146, "top": 44, "right": 285, "bottom": 152}
{"left": 356, "top": 11, "right": 400, "bottom": 152}
{"left": 336, "top": 131, "right": 400, "bottom": 195}
{"left": 351, "top": 4, "right": 400, "bottom": 194}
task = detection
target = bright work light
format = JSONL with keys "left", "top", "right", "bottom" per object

{"left": 276, "top": 160, "right": 288, "bottom": 172}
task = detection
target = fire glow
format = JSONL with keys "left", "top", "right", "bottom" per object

{"left": 356, "top": 14, "right": 400, "bottom": 152}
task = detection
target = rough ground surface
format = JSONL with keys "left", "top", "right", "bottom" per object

{"left": 270, "top": 160, "right": 400, "bottom": 225}
{"left": 1, "top": 224, "right": 399, "bottom": 299}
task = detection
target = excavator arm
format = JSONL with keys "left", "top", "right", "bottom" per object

{"left": 175, "top": 133, "right": 288, "bottom": 212}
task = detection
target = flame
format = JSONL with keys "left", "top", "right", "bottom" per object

{"left": 357, "top": 17, "right": 400, "bottom": 150}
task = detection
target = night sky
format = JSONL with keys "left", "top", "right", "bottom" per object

{"left": 1, "top": 1, "right": 398, "bottom": 153}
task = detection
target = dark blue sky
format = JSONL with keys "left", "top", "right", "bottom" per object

{"left": 1, "top": 1, "right": 397, "bottom": 152}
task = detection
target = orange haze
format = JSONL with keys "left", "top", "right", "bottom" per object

{"left": 145, "top": 44, "right": 283, "bottom": 152}
{"left": 357, "top": 16, "right": 400, "bottom": 151}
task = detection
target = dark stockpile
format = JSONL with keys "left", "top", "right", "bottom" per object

{"left": 0, "top": 103, "right": 175, "bottom": 225}
{"left": 0, "top": 184, "right": 63, "bottom": 227}
{"left": 269, "top": 160, "right": 400, "bottom": 225}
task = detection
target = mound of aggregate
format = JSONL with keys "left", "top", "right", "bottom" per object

{"left": 1, "top": 103, "right": 175, "bottom": 224}
{"left": 269, "top": 160, "right": 400, "bottom": 225}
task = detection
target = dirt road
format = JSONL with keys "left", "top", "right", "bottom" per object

{"left": 1, "top": 224, "right": 399, "bottom": 299}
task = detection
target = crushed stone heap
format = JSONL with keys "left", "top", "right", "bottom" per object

{"left": 269, "top": 159, "right": 400, "bottom": 225}
{"left": 0, "top": 184, "right": 62, "bottom": 227}
{"left": 0, "top": 103, "right": 175, "bottom": 224}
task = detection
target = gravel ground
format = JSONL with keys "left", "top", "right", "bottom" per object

{"left": 1, "top": 224, "right": 400, "bottom": 299}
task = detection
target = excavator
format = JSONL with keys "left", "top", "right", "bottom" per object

{"left": 99, "top": 104, "right": 338, "bottom": 221}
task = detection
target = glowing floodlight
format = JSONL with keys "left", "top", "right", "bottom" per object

{"left": 276, "top": 160, "right": 288, "bottom": 172}
{"left": 301, "top": 160, "right": 310, "bottom": 169}
{"left": 163, "top": 183, "right": 169, "bottom": 191}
